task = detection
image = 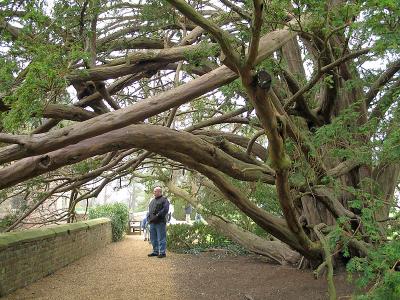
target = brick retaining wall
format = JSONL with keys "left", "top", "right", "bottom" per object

{"left": 0, "top": 218, "right": 112, "bottom": 296}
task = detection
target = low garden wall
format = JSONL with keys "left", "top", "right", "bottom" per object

{"left": 0, "top": 218, "right": 112, "bottom": 296}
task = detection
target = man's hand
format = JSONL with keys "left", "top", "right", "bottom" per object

{"left": 149, "top": 213, "right": 162, "bottom": 223}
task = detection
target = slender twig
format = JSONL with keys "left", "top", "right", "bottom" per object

{"left": 219, "top": 0, "right": 251, "bottom": 20}
{"left": 284, "top": 48, "right": 371, "bottom": 109}
{"left": 246, "top": 129, "right": 264, "bottom": 156}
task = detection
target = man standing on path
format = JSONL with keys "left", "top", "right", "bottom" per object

{"left": 184, "top": 204, "right": 192, "bottom": 224}
{"left": 147, "top": 186, "right": 169, "bottom": 258}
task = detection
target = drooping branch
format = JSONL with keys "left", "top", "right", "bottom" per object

{"left": 193, "top": 130, "right": 268, "bottom": 161}
{"left": 0, "top": 26, "right": 297, "bottom": 165}
{"left": 42, "top": 104, "right": 98, "bottom": 121}
{"left": 240, "top": 70, "right": 320, "bottom": 254}
{"left": 164, "top": 154, "right": 321, "bottom": 259}
{"left": 0, "top": 125, "right": 275, "bottom": 190}
{"left": 365, "top": 59, "right": 400, "bottom": 107}
{"left": 72, "top": 152, "right": 149, "bottom": 204}
{"left": 166, "top": 181, "right": 300, "bottom": 265}
{"left": 369, "top": 78, "right": 400, "bottom": 122}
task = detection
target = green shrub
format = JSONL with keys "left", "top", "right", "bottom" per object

{"left": 0, "top": 214, "right": 17, "bottom": 232}
{"left": 347, "top": 239, "right": 400, "bottom": 299}
{"left": 88, "top": 203, "right": 129, "bottom": 242}
{"left": 167, "top": 223, "right": 247, "bottom": 254}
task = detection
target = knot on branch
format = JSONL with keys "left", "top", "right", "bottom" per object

{"left": 276, "top": 114, "right": 287, "bottom": 140}
{"left": 255, "top": 70, "right": 272, "bottom": 90}
{"left": 39, "top": 155, "right": 51, "bottom": 168}
{"left": 73, "top": 81, "right": 96, "bottom": 100}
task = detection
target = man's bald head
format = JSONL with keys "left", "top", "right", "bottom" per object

{"left": 153, "top": 186, "right": 162, "bottom": 197}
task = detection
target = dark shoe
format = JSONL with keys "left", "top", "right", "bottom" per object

{"left": 157, "top": 254, "right": 166, "bottom": 258}
{"left": 148, "top": 253, "right": 158, "bottom": 257}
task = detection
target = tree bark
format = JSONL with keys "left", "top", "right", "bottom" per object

{"left": 207, "top": 215, "right": 301, "bottom": 265}
{"left": 0, "top": 125, "right": 275, "bottom": 189}
{"left": 0, "top": 26, "right": 297, "bottom": 165}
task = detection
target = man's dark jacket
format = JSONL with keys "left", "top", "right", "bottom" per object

{"left": 148, "top": 196, "right": 169, "bottom": 224}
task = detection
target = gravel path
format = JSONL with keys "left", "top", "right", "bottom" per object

{"left": 4, "top": 235, "right": 354, "bottom": 300}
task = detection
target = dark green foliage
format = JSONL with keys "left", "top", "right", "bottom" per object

{"left": 347, "top": 240, "right": 400, "bottom": 300}
{"left": 167, "top": 223, "right": 247, "bottom": 255}
{"left": 88, "top": 203, "right": 129, "bottom": 242}
{"left": 169, "top": 195, "right": 192, "bottom": 221}
{"left": 327, "top": 183, "right": 400, "bottom": 298}
{"left": 0, "top": 214, "right": 17, "bottom": 232}
{"left": 0, "top": 58, "right": 17, "bottom": 94}
{"left": 140, "top": 0, "right": 177, "bottom": 32}
{"left": 71, "top": 158, "right": 103, "bottom": 175}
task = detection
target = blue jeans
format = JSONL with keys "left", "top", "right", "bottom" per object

{"left": 149, "top": 222, "right": 167, "bottom": 254}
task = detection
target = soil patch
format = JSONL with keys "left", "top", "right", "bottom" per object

{"left": 4, "top": 235, "right": 354, "bottom": 300}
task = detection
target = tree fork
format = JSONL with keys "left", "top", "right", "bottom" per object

{"left": 242, "top": 70, "right": 321, "bottom": 255}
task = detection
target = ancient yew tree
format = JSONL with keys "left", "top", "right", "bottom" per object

{"left": 1, "top": 0, "right": 399, "bottom": 297}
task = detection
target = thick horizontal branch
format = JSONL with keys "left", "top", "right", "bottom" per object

{"left": 67, "top": 43, "right": 218, "bottom": 84}
{"left": 102, "top": 43, "right": 216, "bottom": 67}
{"left": 0, "top": 125, "right": 275, "bottom": 190}
{"left": 193, "top": 130, "right": 268, "bottom": 161}
{"left": 98, "top": 37, "right": 165, "bottom": 52}
{"left": 0, "top": 26, "right": 296, "bottom": 165}
{"left": 42, "top": 104, "right": 98, "bottom": 121}
{"left": 166, "top": 182, "right": 300, "bottom": 264}
{"left": 326, "top": 160, "right": 360, "bottom": 177}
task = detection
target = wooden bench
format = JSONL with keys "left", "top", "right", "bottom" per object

{"left": 127, "top": 220, "right": 142, "bottom": 235}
